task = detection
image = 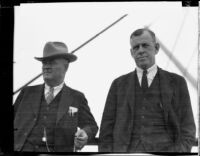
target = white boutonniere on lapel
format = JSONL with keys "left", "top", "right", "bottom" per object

{"left": 68, "top": 106, "right": 78, "bottom": 117}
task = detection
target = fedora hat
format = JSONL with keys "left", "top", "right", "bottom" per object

{"left": 35, "top": 41, "right": 77, "bottom": 62}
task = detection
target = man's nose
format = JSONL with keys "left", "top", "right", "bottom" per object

{"left": 138, "top": 45, "right": 145, "bottom": 53}
{"left": 43, "top": 63, "right": 51, "bottom": 69}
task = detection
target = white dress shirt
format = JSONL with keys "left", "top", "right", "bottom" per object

{"left": 44, "top": 82, "right": 65, "bottom": 99}
{"left": 136, "top": 64, "right": 158, "bottom": 87}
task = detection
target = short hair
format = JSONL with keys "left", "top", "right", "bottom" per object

{"left": 130, "top": 28, "right": 156, "bottom": 43}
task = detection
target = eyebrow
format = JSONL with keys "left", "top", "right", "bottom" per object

{"left": 132, "top": 42, "right": 152, "bottom": 46}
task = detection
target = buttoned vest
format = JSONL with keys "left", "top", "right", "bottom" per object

{"left": 128, "top": 72, "right": 172, "bottom": 152}
{"left": 22, "top": 89, "right": 62, "bottom": 152}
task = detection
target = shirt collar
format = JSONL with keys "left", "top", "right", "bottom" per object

{"left": 136, "top": 64, "right": 158, "bottom": 80}
{"left": 45, "top": 81, "right": 65, "bottom": 93}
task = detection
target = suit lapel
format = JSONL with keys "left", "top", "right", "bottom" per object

{"left": 158, "top": 68, "right": 174, "bottom": 122}
{"left": 30, "top": 84, "right": 44, "bottom": 116}
{"left": 56, "top": 84, "right": 73, "bottom": 124}
{"left": 127, "top": 71, "right": 136, "bottom": 118}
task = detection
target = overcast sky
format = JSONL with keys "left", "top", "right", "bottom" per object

{"left": 13, "top": 2, "right": 198, "bottom": 152}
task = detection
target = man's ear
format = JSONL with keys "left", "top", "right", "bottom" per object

{"left": 155, "top": 43, "right": 160, "bottom": 54}
{"left": 130, "top": 48, "right": 134, "bottom": 57}
{"left": 64, "top": 61, "right": 69, "bottom": 71}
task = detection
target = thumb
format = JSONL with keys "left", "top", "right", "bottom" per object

{"left": 75, "top": 129, "right": 82, "bottom": 137}
{"left": 75, "top": 127, "right": 81, "bottom": 137}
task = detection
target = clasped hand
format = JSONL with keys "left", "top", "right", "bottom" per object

{"left": 74, "top": 129, "right": 88, "bottom": 150}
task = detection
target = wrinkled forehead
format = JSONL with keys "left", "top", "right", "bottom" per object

{"left": 130, "top": 31, "right": 155, "bottom": 46}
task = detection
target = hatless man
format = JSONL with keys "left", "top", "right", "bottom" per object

{"left": 99, "top": 28, "right": 196, "bottom": 152}
{"left": 14, "top": 41, "right": 98, "bottom": 152}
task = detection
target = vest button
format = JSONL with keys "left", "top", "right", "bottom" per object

{"left": 141, "top": 125, "right": 145, "bottom": 129}
{"left": 141, "top": 116, "right": 145, "bottom": 119}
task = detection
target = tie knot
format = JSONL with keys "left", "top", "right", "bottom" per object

{"left": 46, "top": 87, "right": 54, "bottom": 104}
{"left": 49, "top": 87, "right": 54, "bottom": 94}
{"left": 143, "top": 69, "right": 147, "bottom": 75}
{"left": 50, "top": 87, "right": 54, "bottom": 90}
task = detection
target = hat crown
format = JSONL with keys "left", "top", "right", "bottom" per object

{"left": 35, "top": 41, "right": 77, "bottom": 62}
{"left": 43, "top": 41, "right": 69, "bottom": 57}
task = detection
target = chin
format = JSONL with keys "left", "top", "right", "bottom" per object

{"left": 138, "top": 61, "right": 150, "bottom": 68}
{"left": 43, "top": 75, "right": 53, "bottom": 81}
{"left": 138, "top": 62, "right": 146, "bottom": 67}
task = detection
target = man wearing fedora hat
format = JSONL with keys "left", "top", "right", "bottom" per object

{"left": 14, "top": 41, "right": 98, "bottom": 152}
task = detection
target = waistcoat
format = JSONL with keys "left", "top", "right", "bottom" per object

{"left": 22, "top": 89, "right": 62, "bottom": 152}
{"left": 128, "top": 73, "right": 172, "bottom": 152}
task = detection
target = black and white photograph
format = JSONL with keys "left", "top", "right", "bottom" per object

{"left": 12, "top": 1, "right": 198, "bottom": 154}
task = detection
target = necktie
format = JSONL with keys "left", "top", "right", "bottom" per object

{"left": 46, "top": 87, "right": 54, "bottom": 104}
{"left": 141, "top": 69, "right": 148, "bottom": 92}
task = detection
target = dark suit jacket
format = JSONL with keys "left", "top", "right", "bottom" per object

{"left": 14, "top": 84, "right": 98, "bottom": 152}
{"left": 99, "top": 67, "right": 196, "bottom": 152}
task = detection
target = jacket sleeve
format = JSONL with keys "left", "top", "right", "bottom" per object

{"left": 167, "top": 77, "right": 196, "bottom": 152}
{"left": 78, "top": 94, "right": 98, "bottom": 143}
{"left": 99, "top": 80, "right": 117, "bottom": 152}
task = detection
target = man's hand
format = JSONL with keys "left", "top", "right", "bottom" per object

{"left": 74, "top": 129, "right": 88, "bottom": 150}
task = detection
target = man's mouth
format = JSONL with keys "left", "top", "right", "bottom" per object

{"left": 43, "top": 71, "right": 52, "bottom": 74}
{"left": 137, "top": 56, "right": 147, "bottom": 60}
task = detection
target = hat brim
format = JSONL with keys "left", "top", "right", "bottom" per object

{"left": 35, "top": 53, "right": 77, "bottom": 62}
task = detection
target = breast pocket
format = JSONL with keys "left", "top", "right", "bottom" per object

{"left": 59, "top": 111, "right": 78, "bottom": 128}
